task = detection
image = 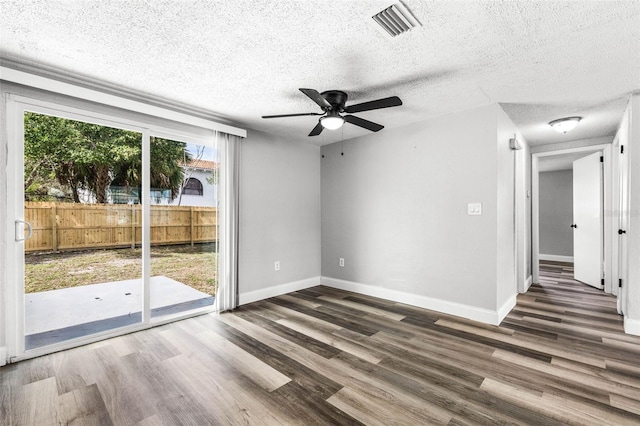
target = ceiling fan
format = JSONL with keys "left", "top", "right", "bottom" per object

{"left": 262, "top": 88, "right": 402, "bottom": 136}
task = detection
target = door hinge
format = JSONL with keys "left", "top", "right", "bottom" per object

{"left": 600, "top": 156, "right": 604, "bottom": 162}
{"left": 601, "top": 278, "right": 605, "bottom": 287}
{"left": 621, "top": 145, "right": 625, "bottom": 154}
{"left": 619, "top": 279, "right": 623, "bottom": 288}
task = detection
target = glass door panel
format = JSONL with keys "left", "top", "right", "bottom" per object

{"left": 23, "top": 111, "right": 143, "bottom": 349}
{"left": 149, "top": 138, "right": 217, "bottom": 320}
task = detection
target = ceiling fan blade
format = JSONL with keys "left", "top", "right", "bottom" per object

{"left": 262, "top": 112, "right": 324, "bottom": 119}
{"left": 344, "top": 96, "right": 402, "bottom": 113}
{"left": 308, "top": 121, "right": 324, "bottom": 136}
{"left": 344, "top": 115, "right": 384, "bottom": 132}
{"left": 300, "top": 88, "right": 332, "bottom": 109}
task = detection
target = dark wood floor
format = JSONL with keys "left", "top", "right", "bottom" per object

{"left": 2, "top": 261, "right": 640, "bottom": 425}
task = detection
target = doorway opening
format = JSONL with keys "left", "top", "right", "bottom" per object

{"left": 532, "top": 143, "right": 616, "bottom": 297}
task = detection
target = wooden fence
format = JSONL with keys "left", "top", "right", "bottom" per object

{"left": 24, "top": 202, "right": 217, "bottom": 253}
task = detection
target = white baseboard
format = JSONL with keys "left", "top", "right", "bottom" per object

{"left": 0, "top": 347, "right": 6, "bottom": 367}
{"left": 525, "top": 275, "right": 533, "bottom": 292}
{"left": 497, "top": 294, "right": 517, "bottom": 324}
{"left": 539, "top": 254, "right": 574, "bottom": 263}
{"left": 239, "top": 276, "right": 320, "bottom": 306}
{"left": 321, "top": 276, "right": 507, "bottom": 326}
{"left": 624, "top": 317, "right": 640, "bottom": 336}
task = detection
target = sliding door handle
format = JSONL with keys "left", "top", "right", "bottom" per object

{"left": 15, "top": 220, "right": 33, "bottom": 242}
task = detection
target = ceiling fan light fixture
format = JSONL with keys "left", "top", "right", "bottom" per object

{"left": 549, "top": 116, "right": 582, "bottom": 134}
{"left": 320, "top": 115, "right": 345, "bottom": 130}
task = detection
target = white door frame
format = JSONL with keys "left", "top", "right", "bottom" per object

{"left": 514, "top": 142, "right": 527, "bottom": 294}
{"left": 531, "top": 143, "right": 613, "bottom": 291}
{"left": 610, "top": 133, "right": 621, "bottom": 298}
{"left": 615, "top": 106, "right": 631, "bottom": 315}
{"left": 4, "top": 94, "right": 219, "bottom": 363}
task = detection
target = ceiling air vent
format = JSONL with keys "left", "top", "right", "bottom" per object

{"left": 372, "top": 3, "right": 420, "bottom": 37}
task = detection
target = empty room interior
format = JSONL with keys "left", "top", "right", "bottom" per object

{"left": 2, "top": 1, "right": 640, "bottom": 424}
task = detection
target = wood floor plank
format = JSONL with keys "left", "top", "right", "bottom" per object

{"left": 49, "top": 350, "right": 89, "bottom": 396}
{"left": 611, "top": 394, "right": 640, "bottom": 416}
{"left": 269, "top": 297, "right": 379, "bottom": 336}
{"left": 481, "top": 377, "right": 631, "bottom": 426}
{"left": 192, "top": 328, "right": 291, "bottom": 392}
{"left": 271, "top": 381, "right": 364, "bottom": 425}
{"left": 235, "top": 308, "right": 343, "bottom": 359}
{"left": 316, "top": 294, "right": 407, "bottom": 321}
{"left": 551, "top": 357, "right": 640, "bottom": 390}
{"left": 160, "top": 354, "right": 290, "bottom": 425}
{"left": 276, "top": 317, "right": 385, "bottom": 364}
{"left": 327, "top": 385, "right": 451, "bottom": 425}
{"left": 492, "top": 349, "right": 640, "bottom": 402}
{"left": 89, "top": 349, "right": 165, "bottom": 425}
{"left": 261, "top": 300, "right": 343, "bottom": 333}
{"left": 214, "top": 313, "right": 345, "bottom": 399}
{"left": 17, "top": 377, "right": 59, "bottom": 426}
{"left": 436, "top": 318, "right": 607, "bottom": 368}
{"left": 135, "top": 414, "right": 163, "bottom": 425}
{"left": 57, "top": 383, "right": 113, "bottom": 426}
{"left": 278, "top": 293, "right": 323, "bottom": 309}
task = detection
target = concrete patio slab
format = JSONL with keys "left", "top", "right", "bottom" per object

{"left": 25, "top": 276, "right": 214, "bottom": 349}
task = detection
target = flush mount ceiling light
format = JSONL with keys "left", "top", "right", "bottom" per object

{"left": 320, "top": 112, "right": 345, "bottom": 130}
{"left": 549, "top": 116, "right": 582, "bottom": 134}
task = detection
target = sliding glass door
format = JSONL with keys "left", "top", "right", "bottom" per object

{"left": 22, "top": 111, "right": 145, "bottom": 350}
{"left": 149, "top": 137, "right": 217, "bottom": 320}
{"left": 7, "top": 96, "right": 218, "bottom": 359}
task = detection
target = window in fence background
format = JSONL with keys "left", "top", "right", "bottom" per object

{"left": 183, "top": 178, "right": 203, "bottom": 196}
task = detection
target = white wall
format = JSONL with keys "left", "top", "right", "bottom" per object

{"left": 321, "top": 104, "right": 519, "bottom": 324}
{"left": 539, "top": 170, "right": 574, "bottom": 258}
{"left": 238, "top": 129, "right": 321, "bottom": 304}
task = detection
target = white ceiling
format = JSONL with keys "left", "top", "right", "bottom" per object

{"left": 1, "top": 0, "right": 639, "bottom": 146}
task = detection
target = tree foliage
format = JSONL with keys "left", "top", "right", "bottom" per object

{"left": 24, "top": 112, "right": 190, "bottom": 203}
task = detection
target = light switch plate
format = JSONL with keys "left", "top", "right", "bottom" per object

{"left": 468, "top": 203, "right": 482, "bottom": 215}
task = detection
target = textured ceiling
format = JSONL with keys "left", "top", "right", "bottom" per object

{"left": 1, "top": 0, "right": 639, "bottom": 146}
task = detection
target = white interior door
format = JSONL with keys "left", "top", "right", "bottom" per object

{"left": 572, "top": 152, "right": 603, "bottom": 288}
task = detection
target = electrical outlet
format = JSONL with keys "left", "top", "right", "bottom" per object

{"left": 339, "top": 258, "right": 344, "bottom": 267}
{"left": 274, "top": 261, "right": 280, "bottom": 271}
{"left": 467, "top": 203, "right": 482, "bottom": 215}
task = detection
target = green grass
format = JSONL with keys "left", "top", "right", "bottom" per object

{"left": 25, "top": 244, "right": 218, "bottom": 295}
